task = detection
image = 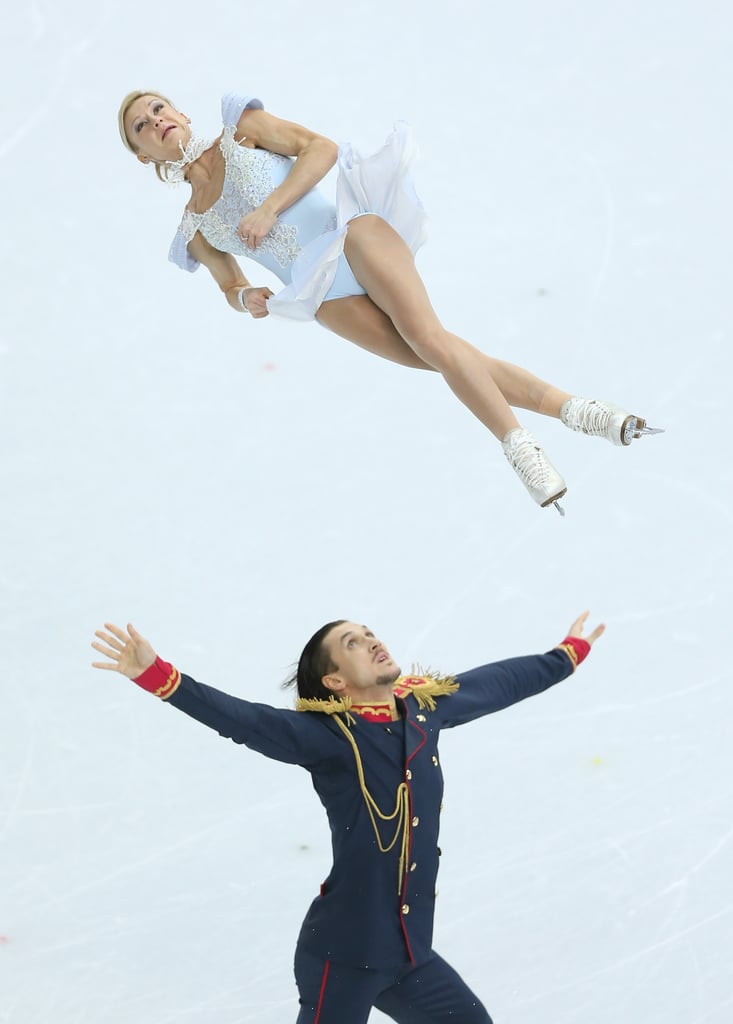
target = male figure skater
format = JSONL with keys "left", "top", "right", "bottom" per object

{"left": 92, "top": 610, "right": 604, "bottom": 1023}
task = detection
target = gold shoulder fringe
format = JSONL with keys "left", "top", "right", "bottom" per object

{"left": 398, "top": 667, "right": 461, "bottom": 712}
{"left": 294, "top": 669, "right": 460, "bottom": 719}
{"left": 295, "top": 694, "right": 356, "bottom": 726}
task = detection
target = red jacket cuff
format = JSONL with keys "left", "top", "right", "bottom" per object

{"left": 133, "top": 656, "right": 182, "bottom": 699}
{"left": 555, "top": 635, "right": 591, "bottom": 671}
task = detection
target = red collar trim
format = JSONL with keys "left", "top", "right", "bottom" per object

{"left": 350, "top": 702, "right": 398, "bottom": 723}
{"left": 350, "top": 678, "right": 428, "bottom": 721}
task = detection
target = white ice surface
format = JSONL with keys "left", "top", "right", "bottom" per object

{"left": 1, "top": 1, "right": 731, "bottom": 1021}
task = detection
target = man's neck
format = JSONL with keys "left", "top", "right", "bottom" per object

{"left": 350, "top": 692, "right": 400, "bottom": 722}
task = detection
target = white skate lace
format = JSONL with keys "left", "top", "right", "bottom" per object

{"left": 504, "top": 432, "right": 553, "bottom": 489}
{"left": 565, "top": 399, "right": 612, "bottom": 437}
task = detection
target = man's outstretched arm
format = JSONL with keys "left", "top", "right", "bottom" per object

{"left": 438, "top": 611, "right": 605, "bottom": 729}
{"left": 91, "top": 622, "right": 329, "bottom": 767}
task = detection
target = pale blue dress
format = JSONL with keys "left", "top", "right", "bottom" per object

{"left": 168, "top": 93, "right": 428, "bottom": 322}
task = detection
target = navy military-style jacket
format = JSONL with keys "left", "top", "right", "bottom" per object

{"left": 164, "top": 647, "right": 576, "bottom": 968}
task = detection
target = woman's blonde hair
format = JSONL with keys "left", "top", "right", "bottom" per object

{"left": 118, "top": 90, "right": 177, "bottom": 183}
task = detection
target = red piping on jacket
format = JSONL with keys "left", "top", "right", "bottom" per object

{"left": 314, "top": 959, "right": 331, "bottom": 1022}
{"left": 398, "top": 718, "right": 427, "bottom": 965}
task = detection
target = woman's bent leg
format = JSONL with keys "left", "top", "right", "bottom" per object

{"left": 318, "top": 229, "right": 567, "bottom": 507}
{"left": 337, "top": 216, "right": 567, "bottom": 439}
{"left": 480, "top": 358, "right": 571, "bottom": 417}
{"left": 317, "top": 295, "right": 435, "bottom": 371}
{"left": 342, "top": 217, "right": 519, "bottom": 439}
{"left": 317, "top": 289, "right": 571, "bottom": 418}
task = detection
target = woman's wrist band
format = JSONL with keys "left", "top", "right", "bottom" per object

{"left": 555, "top": 635, "right": 591, "bottom": 670}
{"left": 237, "top": 287, "right": 249, "bottom": 312}
{"left": 133, "top": 656, "right": 182, "bottom": 699}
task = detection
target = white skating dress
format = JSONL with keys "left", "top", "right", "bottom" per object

{"left": 168, "top": 93, "right": 428, "bottom": 322}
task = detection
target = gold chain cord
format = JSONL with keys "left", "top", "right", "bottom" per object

{"left": 296, "top": 675, "right": 461, "bottom": 893}
{"left": 332, "top": 716, "right": 411, "bottom": 891}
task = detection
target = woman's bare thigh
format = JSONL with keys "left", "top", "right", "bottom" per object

{"left": 341, "top": 215, "right": 444, "bottom": 344}
{"left": 316, "top": 294, "right": 435, "bottom": 371}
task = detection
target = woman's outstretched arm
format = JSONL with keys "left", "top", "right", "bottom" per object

{"left": 188, "top": 233, "right": 274, "bottom": 317}
{"left": 234, "top": 108, "right": 338, "bottom": 249}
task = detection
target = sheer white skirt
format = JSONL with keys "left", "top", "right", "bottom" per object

{"left": 266, "top": 122, "right": 429, "bottom": 322}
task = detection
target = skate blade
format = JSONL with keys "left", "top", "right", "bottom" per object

{"left": 541, "top": 488, "right": 567, "bottom": 516}
{"left": 622, "top": 417, "right": 665, "bottom": 445}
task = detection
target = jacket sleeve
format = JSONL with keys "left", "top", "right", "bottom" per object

{"left": 437, "top": 648, "right": 576, "bottom": 729}
{"left": 165, "top": 673, "right": 330, "bottom": 768}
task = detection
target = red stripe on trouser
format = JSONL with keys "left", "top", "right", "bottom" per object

{"left": 314, "top": 959, "right": 331, "bottom": 1023}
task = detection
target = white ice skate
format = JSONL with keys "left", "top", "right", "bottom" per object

{"left": 502, "top": 428, "right": 567, "bottom": 515}
{"left": 560, "top": 397, "right": 664, "bottom": 447}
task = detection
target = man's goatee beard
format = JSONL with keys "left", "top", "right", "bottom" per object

{"left": 376, "top": 666, "right": 401, "bottom": 687}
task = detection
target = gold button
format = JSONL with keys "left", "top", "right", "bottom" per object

{"left": 405, "top": 769, "right": 412, "bottom": 780}
{"left": 401, "top": 903, "right": 410, "bottom": 915}
{"left": 410, "top": 862, "right": 417, "bottom": 872}
{"left": 416, "top": 714, "right": 426, "bottom": 722}
{"left": 432, "top": 756, "right": 439, "bottom": 766}
{"left": 412, "top": 816, "right": 419, "bottom": 827}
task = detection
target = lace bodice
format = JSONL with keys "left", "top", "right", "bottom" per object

{"left": 168, "top": 92, "right": 427, "bottom": 322}
{"left": 178, "top": 127, "right": 301, "bottom": 270}
{"left": 170, "top": 95, "right": 338, "bottom": 285}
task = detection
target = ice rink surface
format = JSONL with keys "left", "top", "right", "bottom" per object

{"left": 1, "top": 1, "right": 731, "bottom": 1020}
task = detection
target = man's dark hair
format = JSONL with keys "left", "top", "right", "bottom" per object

{"left": 284, "top": 620, "right": 347, "bottom": 699}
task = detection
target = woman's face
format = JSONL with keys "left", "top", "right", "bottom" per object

{"left": 124, "top": 95, "right": 192, "bottom": 165}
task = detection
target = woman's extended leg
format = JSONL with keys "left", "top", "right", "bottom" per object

{"left": 317, "top": 224, "right": 567, "bottom": 509}
{"left": 335, "top": 217, "right": 586, "bottom": 441}
{"left": 316, "top": 217, "right": 661, "bottom": 506}
{"left": 335, "top": 219, "right": 661, "bottom": 445}
{"left": 336, "top": 218, "right": 521, "bottom": 441}
{"left": 317, "top": 294, "right": 572, "bottom": 416}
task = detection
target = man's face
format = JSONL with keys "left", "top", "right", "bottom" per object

{"left": 322, "top": 622, "right": 401, "bottom": 698}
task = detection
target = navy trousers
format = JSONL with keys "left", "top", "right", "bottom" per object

{"left": 294, "top": 947, "right": 493, "bottom": 1024}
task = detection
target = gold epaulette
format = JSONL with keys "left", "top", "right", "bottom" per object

{"left": 294, "top": 670, "right": 459, "bottom": 721}
{"left": 394, "top": 669, "right": 460, "bottom": 712}
{"left": 295, "top": 694, "right": 356, "bottom": 726}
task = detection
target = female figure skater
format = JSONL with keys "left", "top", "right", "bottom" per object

{"left": 118, "top": 90, "right": 661, "bottom": 512}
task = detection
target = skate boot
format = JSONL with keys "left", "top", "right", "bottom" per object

{"left": 560, "top": 397, "right": 664, "bottom": 447}
{"left": 501, "top": 427, "right": 567, "bottom": 515}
